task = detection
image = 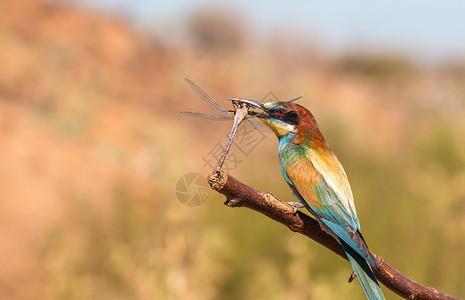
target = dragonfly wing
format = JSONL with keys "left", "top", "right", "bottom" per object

{"left": 185, "top": 79, "right": 230, "bottom": 117}
{"left": 180, "top": 112, "right": 233, "bottom": 121}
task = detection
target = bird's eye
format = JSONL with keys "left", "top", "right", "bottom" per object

{"left": 276, "top": 109, "right": 285, "bottom": 115}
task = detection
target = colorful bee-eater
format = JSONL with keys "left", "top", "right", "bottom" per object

{"left": 229, "top": 98, "right": 386, "bottom": 300}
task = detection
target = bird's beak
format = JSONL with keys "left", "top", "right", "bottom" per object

{"left": 226, "top": 98, "right": 268, "bottom": 117}
{"left": 227, "top": 98, "right": 265, "bottom": 110}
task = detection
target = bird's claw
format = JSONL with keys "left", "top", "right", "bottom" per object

{"left": 348, "top": 271, "right": 357, "bottom": 283}
{"left": 288, "top": 202, "right": 304, "bottom": 215}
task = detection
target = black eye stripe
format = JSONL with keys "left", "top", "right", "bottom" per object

{"left": 269, "top": 108, "right": 300, "bottom": 125}
{"left": 282, "top": 111, "right": 300, "bottom": 125}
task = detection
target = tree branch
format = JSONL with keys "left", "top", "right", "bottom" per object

{"left": 207, "top": 171, "right": 460, "bottom": 300}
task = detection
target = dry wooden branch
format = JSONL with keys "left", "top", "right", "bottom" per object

{"left": 207, "top": 171, "right": 461, "bottom": 300}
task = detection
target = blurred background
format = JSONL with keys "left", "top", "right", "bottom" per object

{"left": 1, "top": 0, "right": 464, "bottom": 299}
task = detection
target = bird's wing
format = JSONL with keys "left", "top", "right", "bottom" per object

{"left": 284, "top": 144, "right": 376, "bottom": 266}
{"left": 306, "top": 146, "right": 360, "bottom": 229}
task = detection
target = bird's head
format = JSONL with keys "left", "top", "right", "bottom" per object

{"left": 229, "top": 97, "right": 324, "bottom": 143}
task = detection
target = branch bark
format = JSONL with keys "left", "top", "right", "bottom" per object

{"left": 207, "top": 171, "right": 461, "bottom": 300}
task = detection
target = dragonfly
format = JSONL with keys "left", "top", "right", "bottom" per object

{"left": 182, "top": 79, "right": 266, "bottom": 171}
{"left": 181, "top": 79, "right": 267, "bottom": 130}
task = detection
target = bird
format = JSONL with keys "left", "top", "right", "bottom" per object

{"left": 228, "top": 97, "right": 386, "bottom": 300}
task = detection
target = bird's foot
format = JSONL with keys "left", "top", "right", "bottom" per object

{"left": 288, "top": 202, "right": 305, "bottom": 215}
{"left": 348, "top": 271, "right": 357, "bottom": 283}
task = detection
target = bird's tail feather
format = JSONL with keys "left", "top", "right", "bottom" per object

{"left": 340, "top": 239, "right": 386, "bottom": 300}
